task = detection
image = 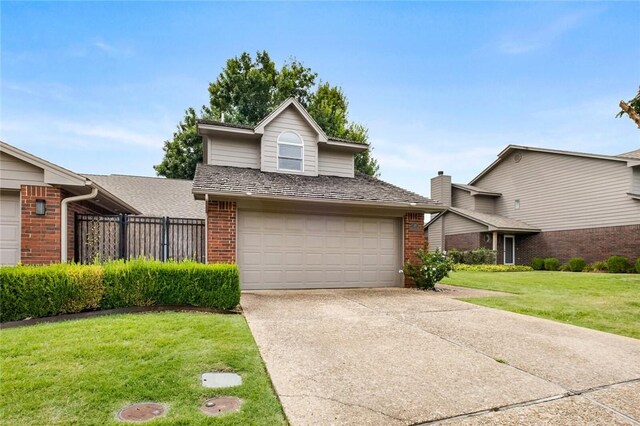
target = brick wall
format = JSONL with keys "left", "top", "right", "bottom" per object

{"left": 444, "top": 232, "right": 482, "bottom": 252}
{"left": 404, "top": 212, "right": 426, "bottom": 287}
{"left": 518, "top": 225, "right": 640, "bottom": 264}
{"left": 21, "top": 185, "right": 62, "bottom": 265}
{"left": 207, "top": 200, "right": 236, "bottom": 263}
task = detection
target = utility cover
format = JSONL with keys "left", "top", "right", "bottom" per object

{"left": 200, "top": 397, "right": 242, "bottom": 416}
{"left": 117, "top": 403, "right": 166, "bottom": 422}
{"left": 201, "top": 372, "right": 242, "bottom": 388}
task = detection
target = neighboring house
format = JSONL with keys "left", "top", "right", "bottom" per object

{"left": 0, "top": 141, "right": 139, "bottom": 265}
{"left": 194, "top": 98, "right": 444, "bottom": 289}
{"left": 84, "top": 174, "right": 205, "bottom": 219}
{"left": 425, "top": 145, "right": 640, "bottom": 265}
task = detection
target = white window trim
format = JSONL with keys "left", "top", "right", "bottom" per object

{"left": 503, "top": 235, "right": 515, "bottom": 265}
{"left": 277, "top": 131, "right": 304, "bottom": 173}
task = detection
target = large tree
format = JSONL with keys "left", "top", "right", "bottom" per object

{"left": 617, "top": 87, "right": 640, "bottom": 128}
{"left": 155, "top": 51, "right": 379, "bottom": 179}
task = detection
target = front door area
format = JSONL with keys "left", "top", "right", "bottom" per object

{"left": 503, "top": 235, "right": 515, "bottom": 265}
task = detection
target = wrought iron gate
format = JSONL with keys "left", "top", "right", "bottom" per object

{"left": 75, "top": 214, "right": 205, "bottom": 263}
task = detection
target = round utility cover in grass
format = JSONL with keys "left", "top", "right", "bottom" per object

{"left": 201, "top": 372, "right": 242, "bottom": 388}
{"left": 117, "top": 402, "right": 166, "bottom": 422}
{"left": 200, "top": 397, "right": 242, "bottom": 416}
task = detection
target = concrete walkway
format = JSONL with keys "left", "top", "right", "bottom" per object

{"left": 241, "top": 288, "right": 640, "bottom": 425}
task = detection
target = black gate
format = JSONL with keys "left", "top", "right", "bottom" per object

{"left": 75, "top": 214, "right": 205, "bottom": 263}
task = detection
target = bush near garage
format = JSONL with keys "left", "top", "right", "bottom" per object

{"left": 404, "top": 249, "right": 454, "bottom": 290}
{"left": 0, "top": 260, "right": 240, "bottom": 322}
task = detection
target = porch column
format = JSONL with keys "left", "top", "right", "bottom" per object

{"left": 492, "top": 231, "right": 498, "bottom": 264}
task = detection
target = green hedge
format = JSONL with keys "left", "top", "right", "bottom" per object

{"left": 0, "top": 260, "right": 240, "bottom": 322}
{"left": 453, "top": 264, "right": 533, "bottom": 272}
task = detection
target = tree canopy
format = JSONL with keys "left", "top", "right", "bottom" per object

{"left": 617, "top": 87, "right": 640, "bottom": 129}
{"left": 155, "top": 51, "right": 379, "bottom": 179}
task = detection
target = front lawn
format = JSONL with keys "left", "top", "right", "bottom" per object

{"left": 441, "top": 271, "right": 640, "bottom": 339}
{"left": 0, "top": 312, "right": 286, "bottom": 425}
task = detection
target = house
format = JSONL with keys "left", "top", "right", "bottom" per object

{"left": 425, "top": 145, "right": 640, "bottom": 265}
{"left": 0, "top": 141, "right": 139, "bottom": 265}
{"left": 194, "top": 98, "right": 444, "bottom": 289}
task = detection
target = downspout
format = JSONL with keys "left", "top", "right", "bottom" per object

{"left": 204, "top": 194, "right": 209, "bottom": 264}
{"left": 61, "top": 184, "right": 99, "bottom": 262}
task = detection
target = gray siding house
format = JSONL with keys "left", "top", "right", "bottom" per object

{"left": 195, "top": 98, "right": 444, "bottom": 289}
{"left": 425, "top": 145, "right": 640, "bottom": 265}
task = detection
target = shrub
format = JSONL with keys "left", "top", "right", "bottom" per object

{"left": 102, "top": 259, "right": 240, "bottom": 310}
{"left": 0, "top": 260, "right": 240, "bottom": 323}
{"left": 403, "top": 249, "right": 454, "bottom": 290}
{"left": 607, "top": 256, "right": 630, "bottom": 274}
{"left": 0, "top": 263, "right": 103, "bottom": 323}
{"left": 453, "top": 264, "right": 533, "bottom": 272}
{"left": 448, "top": 248, "right": 497, "bottom": 265}
{"left": 636, "top": 257, "right": 640, "bottom": 274}
{"left": 566, "top": 257, "right": 586, "bottom": 272}
{"left": 544, "top": 258, "right": 561, "bottom": 271}
{"left": 585, "top": 261, "right": 608, "bottom": 273}
{"left": 447, "top": 248, "right": 463, "bottom": 264}
{"left": 531, "top": 257, "right": 545, "bottom": 270}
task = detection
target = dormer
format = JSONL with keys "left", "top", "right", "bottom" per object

{"left": 197, "top": 98, "right": 368, "bottom": 178}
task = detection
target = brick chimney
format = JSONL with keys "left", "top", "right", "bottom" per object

{"left": 430, "top": 171, "right": 451, "bottom": 206}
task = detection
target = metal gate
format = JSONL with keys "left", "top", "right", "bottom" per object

{"left": 75, "top": 214, "right": 205, "bottom": 263}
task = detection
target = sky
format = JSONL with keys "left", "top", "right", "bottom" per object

{"left": 2, "top": 1, "right": 639, "bottom": 197}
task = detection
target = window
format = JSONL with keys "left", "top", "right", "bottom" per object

{"left": 277, "top": 131, "right": 303, "bottom": 171}
{"left": 514, "top": 199, "right": 520, "bottom": 209}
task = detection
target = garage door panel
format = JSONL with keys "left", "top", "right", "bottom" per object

{"left": 238, "top": 211, "right": 401, "bottom": 289}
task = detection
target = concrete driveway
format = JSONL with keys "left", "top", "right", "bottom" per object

{"left": 242, "top": 287, "right": 640, "bottom": 425}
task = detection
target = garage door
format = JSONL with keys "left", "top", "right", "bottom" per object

{"left": 0, "top": 191, "right": 21, "bottom": 266}
{"left": 238, "top": 211, "right": 402, "bottom": 289}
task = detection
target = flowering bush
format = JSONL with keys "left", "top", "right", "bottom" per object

{"left": 403, "top": 249, "right": 454, "bottom": 290}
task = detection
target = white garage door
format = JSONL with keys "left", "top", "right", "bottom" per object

{"left": 238, "top": 211, "right": 402, "bottom": 289}
{"left": 0, "top": 191, "right": 21, "bottom": 266}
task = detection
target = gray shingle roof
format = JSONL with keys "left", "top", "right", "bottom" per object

{"left": 449, "top": 207, "right": 540, "bottom": 231}
{"left": 84, "top": 174, "right": 205, "bottom": 219}
{"left": 193, "top": 164, "right": 441, "bottom": 209}
{"left": 618, "top": 149, "right": 640, "bottom": 160}
{"left": 451, "top": 183, "right": 502, "bottom": 196}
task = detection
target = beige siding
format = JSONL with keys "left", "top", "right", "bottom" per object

{"left": 261, "top": 106, "right": 318, "bottom": 176}
{"left": 318, "top": 147, "right": 354, "bottom": 177}
{"left": 445, "top": 213, "right": 487, "bottom": 235}
{"left": 451, "top": 188, "right": 473, "bottom": 209}
{"left": 632, "top": 166, "right": 640, "bottom": 194}
{"left": 0, "top": 190, "right": 21, "bottom": 265}
{"left": 0, "top": 152, "right": 45, "bottom": 189}
{"left": 427, "top": 216, "right": 444, "bottom": 251}
{"left": 474, "top": 196, "right": 495, "bottom": 214}
{"left": 474, "top": 150, "right": 640, "bottom": 231}
{"left": 207, "top": 134, "right": 260, "bottom": 169}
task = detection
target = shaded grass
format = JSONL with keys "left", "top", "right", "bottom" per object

{"left": 0, "top": 312, "right": 286, "bottom": 425}
{"left": 441, "top": 271, "right": 640, "bottom": 339}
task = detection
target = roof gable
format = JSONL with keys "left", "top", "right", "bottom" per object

{"left": 254, "top": 98, "right": 328, "bottom": 142}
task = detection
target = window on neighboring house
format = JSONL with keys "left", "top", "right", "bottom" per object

{"left": 277, "top": 131, "right": 303, "bottom": 172}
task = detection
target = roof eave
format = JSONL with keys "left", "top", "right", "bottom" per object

{"left": 192, "top": 189, "right": 445, "bottom": 213}
{"left": 197, "top": 123, "right": 256, "bottom": 136}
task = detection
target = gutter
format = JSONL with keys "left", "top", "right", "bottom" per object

{"left": 61, "top": 184, "right": 99, "bottom": 262}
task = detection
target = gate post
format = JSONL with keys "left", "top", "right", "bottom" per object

{"left": 162, "top": 216, "right": 169, "bottom": 262}
{"left": 74, "top": 212, "right": 79, "bottom": 263}
{"left": 119, "top": 213, "right": 127, "bottom": 260}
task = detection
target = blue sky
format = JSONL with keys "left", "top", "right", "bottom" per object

{"left": 2, "top": 1, "right": 639, "bottom": 196}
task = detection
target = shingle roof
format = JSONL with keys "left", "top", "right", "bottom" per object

{"left": 618, "top": 149, "right": 640, "bottom": 160}
{"left": 451, "top": 183, "right": 502, "bottom": 196}
{"left": 84, "top": 174, "right": 205, "bottom": 219}
{"left": 193, "top": 164, "right": 442, "bottom": 210}
{"left": 449, "top": 207, "right": 540, "bottom": 232}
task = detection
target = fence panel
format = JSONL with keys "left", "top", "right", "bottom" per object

{"left": 75, "top": 214, "right": 205, "bottom": 264}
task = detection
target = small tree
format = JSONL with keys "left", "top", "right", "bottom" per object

{"left": 403, "top": 249, "right": 454, "bottom": 290}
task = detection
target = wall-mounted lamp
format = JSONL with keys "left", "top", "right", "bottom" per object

{"left": 35, "top": 199, "right": 46, "bottom": 215}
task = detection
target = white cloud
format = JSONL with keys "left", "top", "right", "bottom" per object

{"left": 92, "top": 38, "right": 133, "bottom": 56}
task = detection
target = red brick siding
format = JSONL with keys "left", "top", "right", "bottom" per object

{"left": 20, "top": 185, "right": 62, "bottom": 265}
{"left": 207, "top": 200, "right": 236, "bottom": 263}
{"left": 444, "top": 232, "right": 483, "bottom": 252}
{"left": 404, "top": 212, "right": 425, "bottom": 287}
{"left": 518, "top": 225, "right": 640, "bottom": 265}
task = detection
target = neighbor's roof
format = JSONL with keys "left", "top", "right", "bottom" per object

{"left": 193, "top": 164, "right": 444, "bottom": 211}
{"left": 470, "top": 144, "right": 639, "bottom": 185}
{"left": 451, "top": 183, "right": 501, "bottom": 197}
{"left": 84, "top": 174, "right": 205, "bottom": 219}
{"left": 618, "top": 148, "right": 640, "bottom": 160}
{"left": 425, "top": 207, "right": 540, "bottom": 233}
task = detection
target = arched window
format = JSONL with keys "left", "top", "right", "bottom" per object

{"left": 277, "top": 131, "right": 303, "bottom": 171}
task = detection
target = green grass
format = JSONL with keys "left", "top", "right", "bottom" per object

{"left": 0, "top": 312, "right": 286, "bottom": 425}
{"left": 441, "top": 271, "right": 640, "bottom": 339}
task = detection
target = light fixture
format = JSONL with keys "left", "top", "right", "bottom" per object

{"left": 35, "top": 199, "right": 46, "bottom": 215}
{"left": 246, "top": 191, "right": 253, "bottom": 196}
{"left": 409, "top": 202, "right": 417, "bottom": 206}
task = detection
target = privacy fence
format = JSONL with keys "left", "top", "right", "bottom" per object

{"left": 75, "top": 214, "right": 205, "bottom": 264}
